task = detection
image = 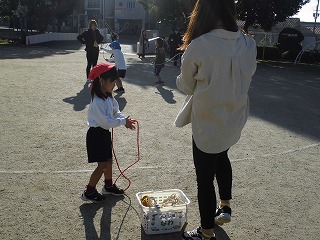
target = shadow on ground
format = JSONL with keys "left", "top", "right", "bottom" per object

{"left": 0, "top": 40, "right": 83, "bottom": 59}
{"left": 125, "top": 59, "right": 320, "bottom": 141}
{"left": 0, "top": 36, "right": 140, "bottom": 60}
{"left": 79, "top": 195, "right": 125, "bottom": 240}
{"left": 62, "top": 82, "right": 128, "bottom": 112}
{"left": 140, "top": 224, "right": 231, "bottom": 240}
{"left": 250, "top": 62, "right": 320, "bottom": 141}
{"left": 34, "top": 41, "right": 319, "bottom": 141}
{"left": 63, "top": 82, "right": 91, "bottom": 111}
{"left": 155, "top": 85, "right": 176, "bottom": 104}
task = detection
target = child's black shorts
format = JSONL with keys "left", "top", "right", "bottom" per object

{"left": 86, "top": 127, "right": 112, "bottom": 163}
{"left": 118, "top": 69, "right": 126, "bottom": 78}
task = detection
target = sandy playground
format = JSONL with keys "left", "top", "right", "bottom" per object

{"left": 0, "top": 40, "right": 319, "bottom": 240}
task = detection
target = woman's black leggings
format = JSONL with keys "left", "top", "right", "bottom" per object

{"left": 86, "top": 50, "right": 99, "bottom": 78}
{"left": 192, "top": 139, "right": 232, "bottom": 229}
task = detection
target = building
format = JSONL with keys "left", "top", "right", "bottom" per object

{"left": 82, "top": 0, "right": 148, "bottom": 35}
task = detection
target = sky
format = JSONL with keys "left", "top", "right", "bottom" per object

{"left": 294, "top": 0, "right": 320, "bottom": 22}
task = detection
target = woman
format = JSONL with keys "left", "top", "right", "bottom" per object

{"left": 137, "top": 29, "right": 148, "bottom": 58}
{"left": 77, "top": 20, "right": 104, "bottom": 79}
{"left": 168, "top": 28, "right": 181, "bottom": 67}
{"left": 175, "top": 0, "right": 257, "bottom": 239}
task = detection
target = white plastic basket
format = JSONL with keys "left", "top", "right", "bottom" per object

{"left": 136, "top": 189, "right": 190, "bottom": 235}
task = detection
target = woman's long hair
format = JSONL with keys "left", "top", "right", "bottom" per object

{"left": 180, "top": 0, "right": 238, "bottom": 50}
{"left": 89, "top": 20, "right": 98, "bottom": 29}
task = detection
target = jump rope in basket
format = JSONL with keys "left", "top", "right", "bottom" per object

{"left": 140, "top": 194, "right": 183, "bottom": 208}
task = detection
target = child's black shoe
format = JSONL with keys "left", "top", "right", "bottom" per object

{"left": 81, "top": 190, "right": 106, "bottom": 203}
{"left": 102, "top": 184, "right": 124, "bottom": 196}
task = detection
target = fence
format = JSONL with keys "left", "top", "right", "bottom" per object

{"left": 252, "top": 31, "right": 319, "bottom": 50}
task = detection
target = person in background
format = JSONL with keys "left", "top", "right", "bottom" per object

{"left": 77, "top": 20, "right": 104, "bottom": 80}
{"left": 109, "top": 31, "right": 119, "bottom": 59}
{"left": 175, "top": 0, "right": 257, "bottom": 239}
{"left": 168, "top": 28, "right": 182, "bottom": 67}
{"left": 109, "top": 41, "right": 126, "bottom": 93}
{"left": 153, "top": 37, "right": 166, "bottom": 85}
{"left": 138, "top": 29, "right": 148, "bottom": 58}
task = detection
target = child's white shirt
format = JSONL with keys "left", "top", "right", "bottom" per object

{"left": 111, "top": 49, "right": 126, "bottom": 70}
{"left": 87, "top": 96, "right": 126, "bottom": 130}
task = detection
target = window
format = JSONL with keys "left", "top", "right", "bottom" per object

{"left": 127, "top": 1, "right": 136, "bottom": 9}
{"left": 88, "top": 0, "right": 99, "bottom": 8}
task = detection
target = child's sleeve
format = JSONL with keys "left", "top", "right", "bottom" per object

{"left": 107, "top": 56, "right": 115, "bottom": 62}
{"left": 92, "top": 99, "right": 126, "bottom": 129}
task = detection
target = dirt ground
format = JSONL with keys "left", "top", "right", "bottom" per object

{"left": 0, "top": 40, "right": 319, "bottom": 240}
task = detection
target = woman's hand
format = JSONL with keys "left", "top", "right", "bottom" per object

{"left": 125, "top": 116, "right": 136, "bottom": 130}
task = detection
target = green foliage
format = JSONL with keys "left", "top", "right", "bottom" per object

{"left": 0, "top": 0, "right": 81, "bottom": 32}
{"left": 138, "top": 0, "right": 196, "bottom": 24}
{"left": 257, "top": 46, "right": 320, "bottom": 63}
{"left": 139, "top": 0, "right": 310, "bottom": 32}
{"left": 257, "top": 46, "right": 281, "bottom": 60}
{"left": 0, "top": 0, "right": 23, "bottom": 16}
{"left": 236, "top": 0, "right": 310, "bottom": 32}
{"left": 282, "top": 49, "right": 320, "bottom": 63}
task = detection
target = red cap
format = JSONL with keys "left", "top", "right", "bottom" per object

{"left": 88, "top": 62, "right": 116, "bottom": 81}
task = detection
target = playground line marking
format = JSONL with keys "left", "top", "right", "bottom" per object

{"left": 0, "top": 143, "right": 318, "bottom": 174}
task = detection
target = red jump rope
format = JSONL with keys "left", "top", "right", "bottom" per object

{"left": 112, "top": 120, "right": 140, "bottom": 191}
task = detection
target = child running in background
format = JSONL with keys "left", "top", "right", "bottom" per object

{"left": 81, "top": 62, "right": 136, "bottom": 203}
{"left": 153, "top": 37, "right": 166, "bottom": 85}
{"left": 109, "top": 41, "right": 126, "bottom": 93}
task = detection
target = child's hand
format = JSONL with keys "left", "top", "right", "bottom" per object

{"left": 125, "top": 116, "right": 136, "bottom": 130}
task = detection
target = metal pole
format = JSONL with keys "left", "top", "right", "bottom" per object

{"left": 313, "top": 0, "right": 320, "bottom": 35}
{"left": 102, "top": 0, "right": 105, "bottom": 25}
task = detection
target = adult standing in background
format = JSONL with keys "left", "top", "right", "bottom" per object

{"left": 175, "top": 0, "right": 257, "bottom": 239}
{"left": 168, "top": 29, "right": 182, "bottom": 67}
{"left": 77, "top": 20, "right": 104, "bottom": 80}
{"left": 138, "top": 29, "right": 148, "bottom": 58}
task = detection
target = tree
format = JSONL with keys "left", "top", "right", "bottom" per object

{"left": 236, "top": 0, "right": 310, "bottom": 32}
{"left": 138, "top": 0, "right": 196, "bottom": 28}
{"left": 0, "top": 0, "right": 81, "bottom": 32}
{"left": 0, "top": 0, "right": 20, "bottom": 19}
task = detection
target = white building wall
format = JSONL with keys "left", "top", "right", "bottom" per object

{"left": 105, "top": 0, "right": 115, "bottom": 17}
{"left": 114, "top": 0, "right": 145, "bottom": 20}
{"left": 100, "top": 0, "right": 147, "bottom": 34}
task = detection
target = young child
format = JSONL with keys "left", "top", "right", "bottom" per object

{"left": 81, "top": 62, "right": 136, "bottom": 203}
{"left": 153, "top": 37, "right": 166, "bottom": 84}
{"left": 109, "top": 41, "right": 126, "bottom": 93}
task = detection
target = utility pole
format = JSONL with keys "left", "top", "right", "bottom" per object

{"left": 313, "top": 0, "right": 320, "bottom": 35}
